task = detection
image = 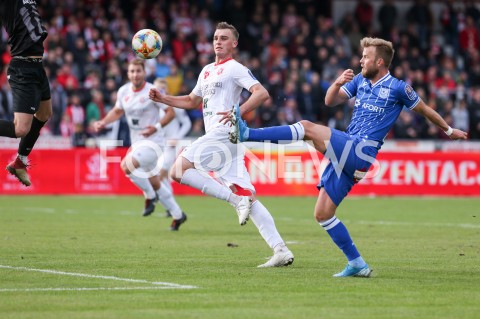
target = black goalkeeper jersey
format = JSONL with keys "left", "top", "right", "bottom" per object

{"left": 0, "top": 0, "right": 47, "bottom": 56}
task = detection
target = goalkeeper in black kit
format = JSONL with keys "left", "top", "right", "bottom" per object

{"left": 0, "top": 0, "right": 52, "bottom": 186}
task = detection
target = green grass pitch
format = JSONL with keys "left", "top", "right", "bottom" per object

{"left": 0, "top": 195, "right": 479, "bottom": 319}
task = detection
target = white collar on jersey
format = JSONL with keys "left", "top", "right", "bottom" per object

{"left": 369, "top": 72, "right": 391, "bottom": 88}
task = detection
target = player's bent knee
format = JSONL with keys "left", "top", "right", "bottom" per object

{"left": 36, "top": 100, "right": 53, "bottom": 121}
{"left": 169, "top": 167, "right": 183, "bottom": 183}
{"left": 15, "top": 126, "right": 30, "bottom": 138}
{"left": 314, "top": 209, "right": 335, "bottom": 223}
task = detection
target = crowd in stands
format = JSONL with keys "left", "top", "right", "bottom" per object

{"left": 0, "top": 0, "right": 479, "bottom": 146}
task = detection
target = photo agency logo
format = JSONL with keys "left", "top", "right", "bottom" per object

{"left": 97, "top": 138, "right": 382, "bottom": 182}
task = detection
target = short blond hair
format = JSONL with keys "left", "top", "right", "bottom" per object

{"left": 360, "top": 37, "right": 394, "bottom": 69}
{"left": 129, "top": 58, "right": 146, "bottom": 71}
{"left": 216, "top": 22, "right": 239, "bottom": 40}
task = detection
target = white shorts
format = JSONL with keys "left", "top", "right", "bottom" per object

{"left": 180, "top": 126, "right": 255, "bottom": 193}
{"left": 129, "top": 141, "right": 165, "bottom": 177}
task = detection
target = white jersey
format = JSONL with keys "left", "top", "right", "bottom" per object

{"left": 115, "top": 82, "right": 169, "bottom": 145}
{"left": 192, "top": 58, "right": 259, "bottom": 133}
{"left": 161, "top": 108, "right": 192, "bottom": 139}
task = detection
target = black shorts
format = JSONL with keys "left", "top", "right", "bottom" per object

{"left": 7, "top": 58, "right": 51, "bottom": 114}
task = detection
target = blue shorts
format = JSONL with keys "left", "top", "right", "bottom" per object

{"left": 317, "top": 129, "right": 379, "bottom": 206}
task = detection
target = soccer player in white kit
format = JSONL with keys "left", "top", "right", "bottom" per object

{"left": 153, "top": 78, "right": 192, "bottom": 217}
{"left": 94, "top": 59, "right": 187, "bottom": 231}
{"left": 149, "top": 22, "right": 294, "bottom": 267}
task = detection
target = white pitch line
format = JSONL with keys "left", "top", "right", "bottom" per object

{"left": 0, "top": 265, "right": 198, "bottom": 289}
{"left": 23, "top": 207, "right": 55, "bottom": 213}
{"left": 0, "top": 286, "right": 187, "bottom": 292}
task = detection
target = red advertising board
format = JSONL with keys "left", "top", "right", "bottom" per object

{"left": 1, "top": 148, "right": 479, "bottom": 196}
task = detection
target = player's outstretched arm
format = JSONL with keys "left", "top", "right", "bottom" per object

{"left": 413, "top": 100, "right": 468, "bottom": 140}
{"left": 325, "top": 69, "right": 354, "bottom": 107}
{"left": 149, "top": 89, "right": 202, "bottom": 110}
{"left": 93, "top": 107, "right": 124, "bottom": 132}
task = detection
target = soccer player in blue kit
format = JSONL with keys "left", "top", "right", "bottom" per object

{"left": 228, "top": 37, "right": 468, "bottom": 277}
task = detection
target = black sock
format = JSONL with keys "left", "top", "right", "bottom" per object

{"left": 18, "top": 117, "right": 46, "bottom": 157}
{"left": 0, "top": 120, "right": 16, "bottom": 138}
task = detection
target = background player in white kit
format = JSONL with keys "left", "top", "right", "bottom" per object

{"left": 149, "top": 22, "right": 294, "bottom": 267}
{"left": 94, "top": 59, "right": 187, "bottom": 231}
{"left": 153, "top": 78, "right": 192, "bottom": 217}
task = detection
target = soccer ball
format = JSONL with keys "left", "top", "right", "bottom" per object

{"left": 132, "top": 29, "right": 163, "bottom": 59}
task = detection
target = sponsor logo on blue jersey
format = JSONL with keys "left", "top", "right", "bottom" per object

{"left": 405, "top": 84, "right": 417, "bottom": 100}
{"left": 361, "top": 102, "right": 385, "bottom": 113}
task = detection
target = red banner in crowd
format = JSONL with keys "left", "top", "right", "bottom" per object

{"left": 1, "top": 148, "right": 479, "bottom": 196}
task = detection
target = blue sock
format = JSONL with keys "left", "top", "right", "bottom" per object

{"left": 248, "top": 122, "right": 304, "bottom": 144}
{"left": 320, "top": 216, "right": 366, "bottom": 267}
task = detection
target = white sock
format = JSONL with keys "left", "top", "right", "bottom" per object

{"left": 180, "top": 168, "right": 234, "bottom": 202}
{"left": 127, "top": 173, "right": 156, "bottom": 199}
{"left": 156, "top": 185, "right": 183, "bottom": 219}
{"left": 161, "top": 178, "right": 173, "bottom": 193}
{"left": 290, "top": 122, "right": 305, "bottom": 140}
{"left": 249, "top": 200, "right": 286, "bottom": 251}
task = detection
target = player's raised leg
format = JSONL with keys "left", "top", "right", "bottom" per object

{"left": 229, "top": 104, "right": 331, "bottom": 153}
{"left": 229, "top": 104, "right": 304, "bottom": 144}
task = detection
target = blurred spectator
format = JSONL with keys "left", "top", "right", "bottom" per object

{"left": 64, "top": 94, "right": 86, "bottom": 146}
{"left": 85, "top": 89, "right": 105, "bottom": 137}
{"left": 468, "top": 87, "right": 480, "bottom": 139}
{"left": 297, "top": 81, "right": 324, "bottom": 123}
{"left": 378, "top": 0, "right": 397, "bottom": 39}
{"left": 195, "top": 30, "right": 214, "bottom": 58}
{"left": 279, "top": 98, "right": 302, "bottom": 125}
{"left": 465, "top": 0, "right": 480, "bottom": 29}
{"left": 354, "top": 0, "right": 374, "bottom": 35}
{"left": 406, "top": 0, "right": 433, "bottom": 49}
{"left": 459, "top": 16, "right": 480, "bottom": 58}
{"left": 165, "top": 64, "right": 183, "bottom": 96}
{"left": 393, "top": 111, "right": 419, "bottom": 139}
{"left": 171, "top": 30, "right": 193, "bottom": 65}
{"left": 49, "top": 79, "right": 68, "bottom": 136}
{"left": 56, "top": 64, "right": 80, "bottom": 91}
{"left": 440, "top": 0, "right": 459, "bottom": 51}
{"left": 451, "top": 99, "right": 470, "bottom": 132}
{"left": 257, "top": 96, "right": 279, "bottom": 127}
{"left": 194, "top": 8, "right": 214, "bottom": 38}
{"left": 328, "top": 109, "right": 348, "bottom": 132}
{"left": 155, "top": 54, "right": 172, "bottom": 79}
{"left": 0, "top": 81, "right": 12, "bottom": 121}
{"left": 171, "top": 7, "right": 194, "bottom": 36}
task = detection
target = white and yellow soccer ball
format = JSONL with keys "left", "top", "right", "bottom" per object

{"left": 131, "top": 29, "right": 163, "bottom": 59}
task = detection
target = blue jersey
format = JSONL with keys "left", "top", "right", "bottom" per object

{"left": 341, "top": 72, "right": 420, "bottom": 147}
